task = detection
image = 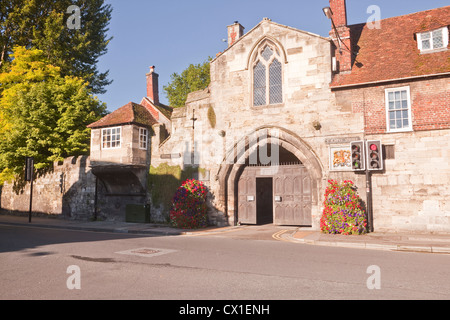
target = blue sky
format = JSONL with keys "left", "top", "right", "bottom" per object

{"left": 96, "top": 0, "right": 450, "bottom": 112}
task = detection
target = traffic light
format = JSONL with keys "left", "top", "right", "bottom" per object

{"left": 350, "top": 141, "right": 365, "bottom": 171}
{"left": 367, "top": 140, "right": 383, "bottom": 171}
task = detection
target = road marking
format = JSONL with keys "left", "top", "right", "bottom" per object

{"left": 184, "top": 226, "right": 243, "bottom": 237}
{"left": 115, "top": 248, "right": 176, "bottom": 258}
{"left": 272, "top": 230, "right": 296, "bottom": 243}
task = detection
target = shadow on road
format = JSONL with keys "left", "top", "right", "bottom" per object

{"left": 0, "top": 224, "right": 156, "bottom": 254}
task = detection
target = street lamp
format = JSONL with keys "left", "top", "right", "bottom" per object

{"left": 322, "top": 6, "right": 333, "bottom": 19}
{"left": 322, "top": 6, "right": 344, "bottom": 53}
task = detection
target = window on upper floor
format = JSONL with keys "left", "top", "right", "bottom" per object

{"left": 385, "top": 87, "right": 412, "bottom": 132}
{"left": 139, "top": 127, "right": 148, "bottom": 150}
{"left": 417, "top": 27, "right": 449, "bottom": 52}
{"left": 252, "top": 43, "right": 283, "bottom": 106}
{"left": 101, "top": 126, "right": 121, "bottom": 149}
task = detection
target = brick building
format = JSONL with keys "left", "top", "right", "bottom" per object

{"left": 329, "top": 2, "right": 450, "bottom": 232}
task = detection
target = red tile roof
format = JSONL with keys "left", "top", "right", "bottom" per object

{"left": 331, "top": 6, "right": 450, "bottom": 88}
{"left": 87, "top": 102, "right": 158, "bottom": 129}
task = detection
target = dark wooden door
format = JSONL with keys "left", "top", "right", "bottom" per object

{"left": 256, "top": 178, "right": 273, "bottom": 224}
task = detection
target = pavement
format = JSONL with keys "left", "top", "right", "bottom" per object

{"left": 1, "top": 213, "right": 450, "bottom": 254}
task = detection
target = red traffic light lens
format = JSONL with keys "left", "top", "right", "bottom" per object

{"left": 370, "top": 144, "right": 378, "bottom": 151}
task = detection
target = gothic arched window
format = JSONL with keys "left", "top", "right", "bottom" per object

{"left": 252, "top": 43, "right": 283, "bottom": 106}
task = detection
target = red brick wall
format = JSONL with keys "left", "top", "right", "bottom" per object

{"left": 329, "top": 0, "right": 347, "bottom": 27}
{"left": 328, "top": 0, "right": 352, "bottom": 73}
{"left": 335, "top": 77, "right": 450, "bottom": 134}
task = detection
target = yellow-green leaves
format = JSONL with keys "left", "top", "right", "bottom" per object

{"left": 0, "top": 46, "right": 106, "bottom": 175}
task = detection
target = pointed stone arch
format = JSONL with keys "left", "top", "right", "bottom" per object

{"left": 216, "top": 126, "right": 323, "bottom": 226}
{"left": 246, "top": 36, "right": 288, "bottom": 70}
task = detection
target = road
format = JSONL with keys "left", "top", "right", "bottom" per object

{"left": 1, "top": 224, "right": 449, "bottom": 302}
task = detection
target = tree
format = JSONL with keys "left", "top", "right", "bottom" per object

{"left": 0, "top": 0, "right": 112, "bottom": 94}
{"left": 163, "top": 59, "right": 211, "bottom": 108}
{"left": 0, "top": 46, "right": 106, "bottom": 175}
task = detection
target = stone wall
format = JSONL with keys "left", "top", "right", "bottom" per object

{"left": 90, "top": 124, "right": 149, "bottom": 167}
{"left": 1, "top": 156, "right": 96, "bottom": 220}
{"left": 369, "top": 129, "right": 450, "bottom": 233}
{"left": 333, "top": 77, "right": 450, "bottom": 233}
{"left": 0, "top": 155, "right": 157, "bottom": 223}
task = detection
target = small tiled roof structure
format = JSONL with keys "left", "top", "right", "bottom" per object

{"left": 141, "top": 97, "right": 173, "bottom": 121}
{"left": 87, "top": 102, "right": 158, "bottom": 129}
{"left": 331, "top": 6, "right": 450, "bottom": 88}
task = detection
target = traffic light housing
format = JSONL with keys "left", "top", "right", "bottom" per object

{"left": 367, "top": 140, "right": 383, "bottom": 171}
{"left": 350, "top": 141, "right": 365, "bottom": 171}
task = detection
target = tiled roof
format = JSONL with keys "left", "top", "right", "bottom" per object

{"left": 141, "top": 97, "right": 173, "bottom": 120}
{"left": 87, "top": 102, "right": 158, "bottom": 129}
{"left": 331, "top": 6, "right": 450, "bottom": 88}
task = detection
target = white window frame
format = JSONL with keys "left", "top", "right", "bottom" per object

{"left": 385, "top": 86, "right": 413, "bottom": 133}
{"left": 417, "top": 27, "right": 449, "bottom": 52}
{"left": 139, "top": 127, "right": 148, "bottom": 150}
{"left": 101, "top": 126, "right": 122, "bottom": 149}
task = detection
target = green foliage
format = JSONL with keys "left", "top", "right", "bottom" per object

{"left": 148, "top": 163, "right": 184, "bottom": 212}
{"left": 320, "top": 180, "right": 367, "bottom": 235}
{"left": 163, "top": 58, "right": 211, "bottom": 108}
{"left": 0, "top": 0, "right": 112, "bottom": 94}
{"left": 148, "top": 164, "right": 205, "bottom": 220}
{"left": 0, "top": 46, "right": 107, "bottom": 174}
{"left": 170, "top": 179, "right": 208, "bottom": 229}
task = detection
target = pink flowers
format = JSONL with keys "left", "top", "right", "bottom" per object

{"left": 170, "top": 179, "right": 208, "bottom": 229}
{"left": 320, "top": 179, "right": 367, "bottom": 235}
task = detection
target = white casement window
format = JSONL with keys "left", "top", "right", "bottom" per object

{"left": 417, "top": 27, "right": 449, "bottom": 52}
{"left": 253, "top": 43, "right": 283, "bottom": 106}
{"left": 385, "top": 87, "right": 412, "bottom": 132}
{"left": 139, "top": 127, "right": 148, "bottom": 150}
{"left": 101, "top": 127, "right": 121, "bottom": 149}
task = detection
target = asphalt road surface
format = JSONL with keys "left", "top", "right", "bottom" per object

{"left": 1, "top": 224, "right": 449, "bottom": 301}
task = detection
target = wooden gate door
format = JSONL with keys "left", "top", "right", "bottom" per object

{"left": 237, "top": 168, "right": 257, "bottom": 224}
{"left": 273, "top": 165, "right": 312, "bottom": 226}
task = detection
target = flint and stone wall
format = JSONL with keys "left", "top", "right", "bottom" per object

{"left": 1, "top": 156, "right": 96, "bottom": 220}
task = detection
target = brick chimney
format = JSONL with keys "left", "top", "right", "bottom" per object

{"left": 328, "top": 0, "right": 352, "bottom": 73}
{"left": 146, "top": 66, "right": 159, "bottom": 105}
{"left": 227, "top": 21, "right": 244, "bottom": 47}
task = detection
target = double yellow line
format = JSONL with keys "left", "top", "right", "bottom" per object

{"left": 272, "top": 229, "right": 296, "bottom": 243}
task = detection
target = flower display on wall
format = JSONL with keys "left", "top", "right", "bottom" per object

{"left": 170, "top": 179, "right": 208, "bottom": 229}
{"left": 320, "top": 179, "right": 367, "bottom": 235}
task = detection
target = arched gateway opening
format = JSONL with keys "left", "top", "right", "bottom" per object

{"left": 217, "top": 126, "right": 323, "bottom": 227}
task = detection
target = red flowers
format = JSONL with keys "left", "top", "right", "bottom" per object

{"left": 170, "top": 179, "right": 208, "bottom": 229}
{"left": 320, "top": 179, "right": 367, "bottom": 235}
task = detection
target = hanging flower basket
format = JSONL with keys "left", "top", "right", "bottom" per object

{"left": 169, "top": 179, "right": 208, "bottom": 229}
{"left": 320, "top": 179, "right": 367, "bottom": 235}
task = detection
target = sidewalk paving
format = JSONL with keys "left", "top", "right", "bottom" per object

{"left": 1, "top": 214, "right": 450, "bottom": 254}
